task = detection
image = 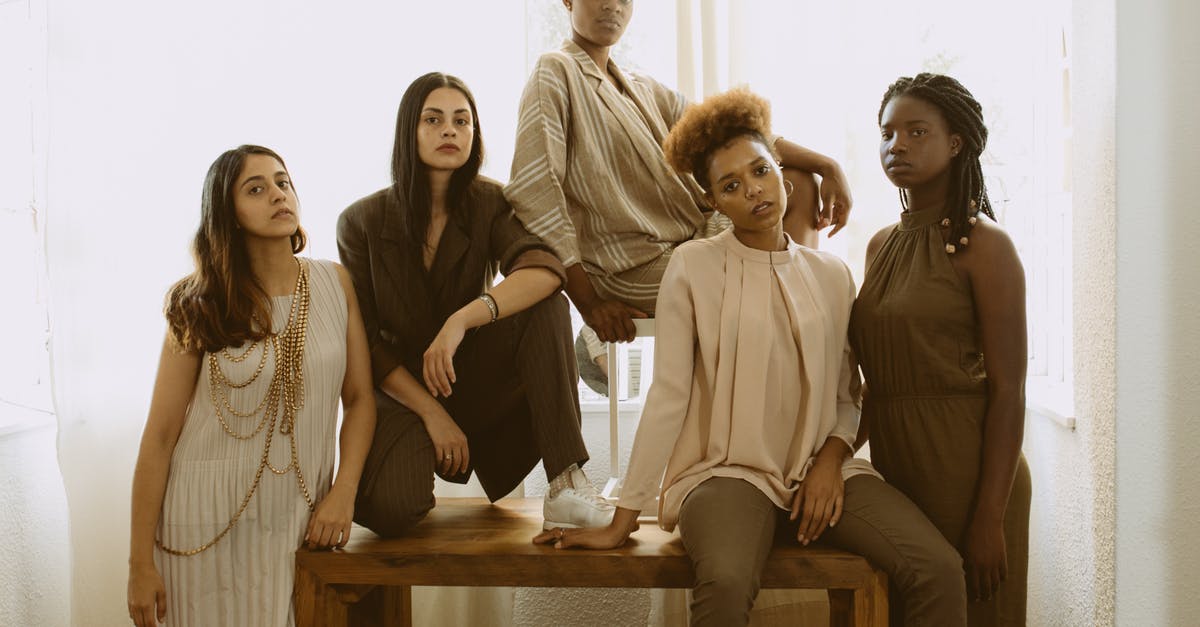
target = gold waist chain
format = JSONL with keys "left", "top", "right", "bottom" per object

{"left": 158, "top": 259, "right": 316, "bottom": 557}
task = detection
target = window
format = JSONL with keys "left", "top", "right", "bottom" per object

{"left": 0, "top": 0, "right": 53, "bottom": 432}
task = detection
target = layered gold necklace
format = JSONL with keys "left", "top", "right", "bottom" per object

{"left": 158, "top": 258, "right": 314, "bottom": 556}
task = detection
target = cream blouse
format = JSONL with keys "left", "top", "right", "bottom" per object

{"left": 617, "top": 230, "right": 880, "bottom": 530}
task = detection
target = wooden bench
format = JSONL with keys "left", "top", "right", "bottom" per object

{"left": 295, "top": 497, "right": 887, "bottom": 626}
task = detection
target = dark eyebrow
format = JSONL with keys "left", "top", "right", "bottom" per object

{"left": 715, "top": 157, "right": 769, "bottom": 184}
{"left": 881, "top": 119, "right": 931, "bottom": 128}
{"left": 423, "top": 107, "right": 472, "bottom": 116}
{"left": 239, "top": 174, "right": 266, "bottom": 190}
{"left": 239, "top": 171, "right": 288, "bottom": 189}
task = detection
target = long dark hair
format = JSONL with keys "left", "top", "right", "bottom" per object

{"left": 390, "top": 72, "right": 484, "bottom": 256}
{"left": 165, "top": 145, "right": 306, "bottom": 353}
{"left": 879, "top": 73, "right": 994, "bottom": 247}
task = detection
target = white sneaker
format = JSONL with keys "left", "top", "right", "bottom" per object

{"left": 543, "top": 465, "right": 616, "bottom": 530}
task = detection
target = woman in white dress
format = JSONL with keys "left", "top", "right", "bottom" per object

{"left": 126, "top": 145, "right": 376, "bottom": 627}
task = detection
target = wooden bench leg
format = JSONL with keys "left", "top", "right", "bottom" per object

{"left": 828, "top": 571, "right": 888, "bottom": 627}
{"left": 295, "top": 568, "right": 348, "bottom": 627}
{"left": 828, "top": 589, "right": 852, "bottom": 627}
{"left": 294, "top": 568, "right": 411, "bottom": 627}
{"left": 347, "top": 584, "right": 412, "bottom": 627}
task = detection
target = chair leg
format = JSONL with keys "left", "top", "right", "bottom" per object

{"left": 607, "top": 340, "right": 620, "bottom": 480}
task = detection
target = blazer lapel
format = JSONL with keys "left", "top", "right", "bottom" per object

{"left": 566, "top": 42, "right": 671, "bottom": 183}
{"left": 378, "top": 197, "right": 434, "bottom": 334}
{"left": 429, "top": 216, "right": 471, "bottom": 312}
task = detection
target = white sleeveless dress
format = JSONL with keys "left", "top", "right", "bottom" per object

{"left": 156, "top": 258, "right": 347, "bottom": 627}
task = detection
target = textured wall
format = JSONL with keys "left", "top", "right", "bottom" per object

{"left": 0, "top": 420, "right": 70, "bottom": 627}
{"left": 1022, "top": 1, "right": 1118, "bottom": 625}
{"left": 1114, "top": 0, "right": 1200, "bottom": 625}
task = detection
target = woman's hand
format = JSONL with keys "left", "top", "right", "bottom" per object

{"left": 532, "top": 525, "right": 628, "bottom": 549}
{"left": 128, "top": 562, "right": 166, "bottom": 627}
{"left": 306, "top": 485, "right": 355, "bottom": 549}
{"left": 817, "top": 164, "right": 854, "bottom": 237}
{"left": 962, "top": 514, "right": 1008, "bottom": 602}
{"left": 534, "top": 508, "right": 639, "bottom": 550}
{"left": 421, "top": 408, "right": 470, "bottom": 477}
{"left": 581, "top": 299, "right": 647, "bottom": 343}
{"left": 423, "top": 316, "right": 468, "bottom": 398}
{"left": 790, "top": 456, "right": 845, "bottom": 545}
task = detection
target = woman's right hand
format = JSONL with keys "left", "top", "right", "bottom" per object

{"left": 127, "top": 562, "right": 166, "bottom": 626}
{"left": 423, "top": 316, "right": 468, "bottom": 398}
{"left": 421, "top": 408, "right": 470, "bottom": 477}
{"left": 581, "top": 299, "right": 647, "bottom": 343}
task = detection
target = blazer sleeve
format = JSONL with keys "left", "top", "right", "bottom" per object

{"left": 617, "top": 251, "right": 696, "bottom": 513}
{"left": 503, "top": 56, "right": 582, "bottom": 267}
{"left": 642, "top": 71, "right": 690, "bottom": 129}
{"left": 487, "top": 189, "right": 567, "bottom": 288}
{"left": 828, "top": 264, "right": 863, "bottom": 450}
{"left": 336, "top": 204, "right": 404, "bottom": 387}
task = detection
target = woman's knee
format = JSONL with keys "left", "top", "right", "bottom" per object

{"left": 355, "top": 486, "right": 434, "bottom": 538}
{"left": 902, "top": 535, "right": 964, "bottom": 597}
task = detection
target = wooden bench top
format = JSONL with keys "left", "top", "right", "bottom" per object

{"left": 296, "top": 497, "right": 882, "bottom": 591}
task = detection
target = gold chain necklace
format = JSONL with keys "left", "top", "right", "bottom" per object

{"left": 158, "top": 259, "right": 315, "bottom": 557}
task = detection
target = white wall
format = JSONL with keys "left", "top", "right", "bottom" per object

{"left": 1021, "top": 0, "right": 1118, "bottom": 625}
{"left": 44, "top": 2, "right": 527, "bottom": 625}
{"left": 1114, "top": 0, "right": 1200, "bottom": 625}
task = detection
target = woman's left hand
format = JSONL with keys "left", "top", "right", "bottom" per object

{"left": 306, "top": 485, "right": 355, "bottom": 549}
{"left": 962, "top": 514, "right": 1008, "bottom": 602}
{"left": 424, "top": 317, "right": 468, "bottom": 397}
{"left": 790, "top": 457, "right": 845, "bottom": 545}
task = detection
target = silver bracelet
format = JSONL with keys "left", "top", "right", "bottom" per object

{"left": 478, "top": 293, "right": 499, "bottom": 323}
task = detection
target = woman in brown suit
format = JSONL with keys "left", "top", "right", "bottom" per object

{"left": 337, "top": 72, "right": 614, "bottom": 536}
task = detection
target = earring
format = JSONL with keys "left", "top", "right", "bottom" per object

{"left": 783, "top": 179, "right": 794, "bottom": 196}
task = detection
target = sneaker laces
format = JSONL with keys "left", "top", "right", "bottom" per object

{"left": 568, "top": 467, "right": 611, "bottom": 507}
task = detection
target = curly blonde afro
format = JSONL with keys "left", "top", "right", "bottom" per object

{"left": 662, "top": 87, "right": 776, "bottom": 190}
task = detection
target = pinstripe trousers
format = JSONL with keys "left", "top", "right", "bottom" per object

{"left": 353, "top": 294, "right": 590, "bottom": 538}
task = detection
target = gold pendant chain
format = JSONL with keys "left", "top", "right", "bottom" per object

{"left": 158, "top": 259, "right": 315, "bottom": 557}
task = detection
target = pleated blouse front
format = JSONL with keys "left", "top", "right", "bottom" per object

{"left": 156, "top": 258, "right": 347, "bottom": 627}
{"left": 618, "top": 230, "right": 877, "bottom": 531}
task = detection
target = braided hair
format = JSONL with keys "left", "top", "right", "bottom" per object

{"left": 879, "top": 73, "right": 994, "bottom": 251}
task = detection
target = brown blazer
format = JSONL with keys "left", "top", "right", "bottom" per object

{"left": 336, "top": 177, "right": 566, "bottom": 387}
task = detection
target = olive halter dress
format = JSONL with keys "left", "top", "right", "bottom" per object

{"left": 849, "top": 205, "right": 1032, "bottom": 626}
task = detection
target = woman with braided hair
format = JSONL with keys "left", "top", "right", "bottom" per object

{"left": 536, "top": 88, "right": 967, "bottom": 627}
{"left": 850, "top": 73, "right": 1032, "bottom": 625}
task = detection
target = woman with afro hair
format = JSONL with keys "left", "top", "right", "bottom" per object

{"left": 536, "top": 88, "right": 968, "bottom": 627}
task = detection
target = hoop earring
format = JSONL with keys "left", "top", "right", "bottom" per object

{"left": 783, "top": 179, "right": 794, "bottom": 197}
